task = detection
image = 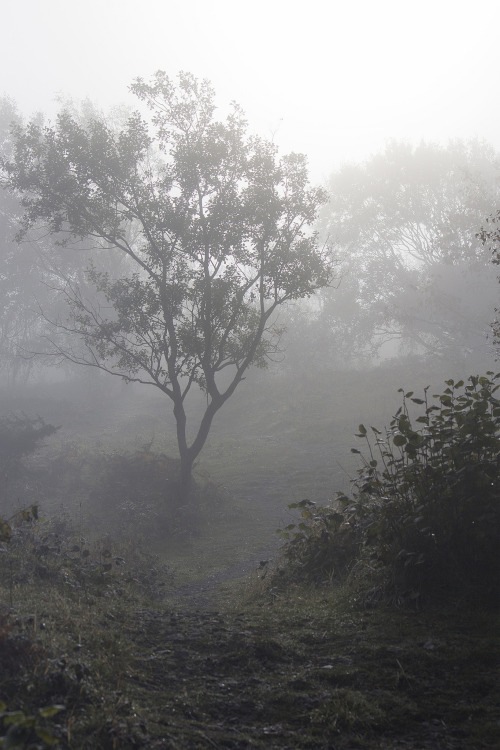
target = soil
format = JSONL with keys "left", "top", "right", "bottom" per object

{"left": 120, "top": 593, "right": 500, "bottom": 749}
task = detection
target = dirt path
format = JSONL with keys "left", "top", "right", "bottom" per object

{"left": 169, "top": 546, "right": 276, "bottom": 608}
{"left": 122, "top": 595, "right": 499, "bottom": 749}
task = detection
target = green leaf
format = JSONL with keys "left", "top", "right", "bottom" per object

{"left": 3, "top": 711, "right": 31, "bottom": 726}
{"left": 392, "top": 434, "right": 407, "bottom": 447}
{"left": 38, "top": 705, "right": 65, "bottom": 719}
{"left": 35, "top": 728, "right": 60, "bottom": 745}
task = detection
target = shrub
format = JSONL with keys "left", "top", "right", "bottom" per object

{"left": 276, "top": 499, "right": 360, "bottom": 585}
{"left": 0, "top": 413, "right": 58, "bottom": 514}
{"left": 0, "top": 414, "right": 58, "bottom": 472}
{"left": 277, "top": 373, "right": 500, "bottom": 606}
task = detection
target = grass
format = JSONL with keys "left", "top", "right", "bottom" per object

{"left": 1, "top": 363, "right": 499, "bottom": 747}
{"left": 1, "top": 506, "right": 499, "bottom": 749}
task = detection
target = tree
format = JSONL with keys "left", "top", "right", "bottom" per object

{"left": 0, "top": 97, "right": 127, "bottom": 382}
{"left": 3, "top": 72, "right": 331, "bottom": 494}
{"left": 479, "top": 209, "right": 500, "bottom": 350}
{"left": 0, "top": 97, "right": 34, "bottom": 378}
{"left": 315, "top": 140, "right": 500, "bottom": 367}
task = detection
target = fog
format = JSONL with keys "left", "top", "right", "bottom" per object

{"left": 1, "top": 8, "right": 499, "bottom": 740}
{"left": 2, "top": 1, "right": 500, "bottom": 181}
{"left": 1, "top": 0, "right": 499, "bottom": 559}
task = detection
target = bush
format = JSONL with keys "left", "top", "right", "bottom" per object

{"left": 0, "top": 413, "right": 58, "bottom": 514}
{"left": 43, "top": 445, "right": 198, "bottom": 542}
{"left": 275, "top": 499, "right": 360, "bottom": 585}
{"left": 277, "top": 373, "right": 500, "bottom": 606}
{"left": 0, "top": 414, "right": 58, "bottom": 472}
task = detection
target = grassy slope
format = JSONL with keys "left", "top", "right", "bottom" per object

{"left": 1, "top": 360, "right": 499, "bottom": 747}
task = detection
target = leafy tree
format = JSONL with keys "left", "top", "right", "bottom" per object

{"left": 0, "top": 97, "right": 35, "bottom": 378}
{"left": 0, "top": 98, "right": 124, "bottom": 381}
{"left": 3, "top": 72, "right": 331, "bottom": 494}
{"left": 315, "top": 140, "right": 500, "bottom": 366}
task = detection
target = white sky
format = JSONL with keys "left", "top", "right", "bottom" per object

{"left": 2, "top": 0, "right": 499, "bottom": 183}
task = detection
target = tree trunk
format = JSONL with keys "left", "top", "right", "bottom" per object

{"left": 174, "top": 398, "right": 222, "bottom": 503}
{"left": 178, "top": 449, "right": 195, "bottom": 502}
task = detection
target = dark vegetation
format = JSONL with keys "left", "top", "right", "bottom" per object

{"left": 275, "top": 374, "right": 500, "bottom": 608}
{"left": 0, "top": 366, "right": 498, "bottom": 749}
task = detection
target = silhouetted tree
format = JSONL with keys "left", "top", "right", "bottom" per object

{"left": 3, "top": 72, "right": 331, "bottom": 494}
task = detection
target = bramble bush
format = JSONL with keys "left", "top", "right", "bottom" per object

{"left": 277, "top": 373, "right": 500, "bottom": 606}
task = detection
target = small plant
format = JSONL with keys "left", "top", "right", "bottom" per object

{"left": 277, "top": 373, "right": 500, "bottom": 606}
{"left": 276, "top": 499, "right": 359, "bottom": 585}
{"left": 0, "top": 504, "right": 39, "bottom": 543}
{"left": 0, "top": 701, "right": 65, "bottom": 749}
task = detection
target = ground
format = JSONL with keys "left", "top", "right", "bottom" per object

{"left": 0, "top": 373, "right": 498, "bottom": 748}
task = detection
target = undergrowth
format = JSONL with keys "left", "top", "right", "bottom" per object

{"left": 0, "top": 508, "right": 171, "bottom": 748}
{"left": 275, "top": 373, "right": 500, "bottom": 608}
{"left": 1, "top": 509, "right": 498, "bottom": 749}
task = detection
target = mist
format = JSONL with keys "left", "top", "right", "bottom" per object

{"left": 0, "top": 5, "right": 499, "bottom": 746}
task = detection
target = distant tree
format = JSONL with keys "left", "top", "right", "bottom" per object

{"left": 0, "top": 97, "right": 31, "bottom": 377}
{"left": 0, "top": 98, "right": 131, "bottom": 381}
{"left": 315, "top": 140, "right": 500, "bottom": 366}
{"left": 479, "top": 209, "right": 500, "bottom": 350}
{"left": 3, "top": 72, "right": 331, "bottom": 494}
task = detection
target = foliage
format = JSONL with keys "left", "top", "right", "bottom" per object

{"left": 3, "top": 71, "right": 332, "bottom": 489}
{"left": 0, "top": 507, "right": 170, "bottom": 604}
{"left": 0, "top": 700, "right": 65, "bottom": 749}
{"left": 479, "top": 209, "right": 500, "bottom": 351}
{"left": 276, "top": 373, "right": 500, "bottom": 606}
{"left": 0, "top": 506, "right": 173, "bottom": 749}
{"left": 0, "top": 504, "right": 39, "bottom": 544}
{"left": 276, "top": 499, "right": 359, "bottom": 584}
{"left": 1, "top": 504, "right": 499, "bottom": 749}
{"left": 0, "top": 97, "right": 115, "bottom": 382}
{"left": 313, "top": 140, "right": 500, "bottom": 366}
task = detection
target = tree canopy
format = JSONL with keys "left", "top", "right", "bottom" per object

{"left": 313, "top": 140, "right": 500, "bottom": 367}
{"left": 3, "top": 72, "right": 332, "bottom": 491}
